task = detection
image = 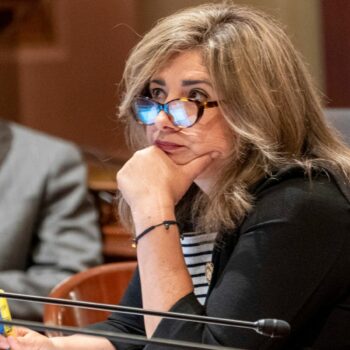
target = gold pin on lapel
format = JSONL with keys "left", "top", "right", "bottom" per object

{"left": 205, "top": 262, "right": 214, "bottom": 284}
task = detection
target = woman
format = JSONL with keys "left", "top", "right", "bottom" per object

{"left": 1, "top": 2, "right": 349, "bottom": 349}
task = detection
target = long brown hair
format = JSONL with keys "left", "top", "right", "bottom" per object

{"left": 117, "top": 2, "right": 350, "bottom": 233}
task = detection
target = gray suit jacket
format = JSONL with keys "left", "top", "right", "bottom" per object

{"left": 0, "top": 120, "right": 102, "bottom": 320}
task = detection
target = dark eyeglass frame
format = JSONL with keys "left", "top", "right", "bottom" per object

{"left": 132, "top": 96, "right": 219, "bottom": 128}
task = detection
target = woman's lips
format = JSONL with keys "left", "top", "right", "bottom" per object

{"left": 155, "top": 140, "right": 184, "bottom": 152}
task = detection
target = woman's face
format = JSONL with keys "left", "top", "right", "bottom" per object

{"left": 145, "top": 50, "right": 234, "bottom": 186}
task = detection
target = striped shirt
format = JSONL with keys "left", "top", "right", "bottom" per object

{"left": 181, "top": 231, "right": 217, "bottom": 305}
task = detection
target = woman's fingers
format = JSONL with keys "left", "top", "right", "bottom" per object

{"left": 4, "top": 330, "right": 54, "bottom": 350}
{"left": 117, "top": 146, "right": 219, "bottom": 209}
{"left": 0, "top": 335, "right": 10, "bottom": 349}
{"left": 7, "top": 336, "right": 20, "bottom": 349}
{"left": 12, "top": 327, "right": 28, "bottom": 337}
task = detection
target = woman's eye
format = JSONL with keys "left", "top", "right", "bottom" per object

{"left": 188, "top": 89, "right": 209, "bottom": 102}
{"left": 150, "top": 88, "right": 166, "bottom": 102}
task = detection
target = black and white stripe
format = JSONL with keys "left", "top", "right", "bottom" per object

{"left": 181, "top": 232, "right": 217, "bottom": 305}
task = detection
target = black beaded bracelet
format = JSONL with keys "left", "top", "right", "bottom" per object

{"left": 132, "top": 220, "right": 181, "bottom": 248}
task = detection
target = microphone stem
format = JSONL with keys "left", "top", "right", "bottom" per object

{"left": 1, "top": 292, "right": 254, "bottom": 330}
{"left": 0, "top": 319, "right": 243, "bottom": 350}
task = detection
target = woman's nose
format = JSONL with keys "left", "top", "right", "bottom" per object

{"left": 154, "top": 110, "right": 178, "bottom": 130}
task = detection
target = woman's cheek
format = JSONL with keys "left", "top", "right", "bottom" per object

{"left": 146, "top": 127, "right": 154, "bottom": 144}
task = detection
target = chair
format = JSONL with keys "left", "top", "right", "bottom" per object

{"left": 86, "top": 156, "right": 136, "bottom": 261}
{"left": 88, "top": 180, "right": 136, "bottom": 262}
{"left": 43, "top": 261, "right": 137, "bottom": 335}
{"left": 325, "top": 108, "right": 350, "bottom": 146}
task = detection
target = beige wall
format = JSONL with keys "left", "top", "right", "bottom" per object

{"left": 139, "top": 0, "right": 324, "bottom": 90}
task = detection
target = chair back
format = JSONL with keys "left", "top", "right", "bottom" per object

{"left": 325, "top": 108, "right": 350, "bottom": 145}
{"left": 43, "top": 261, "right": 137, "bottom": 335}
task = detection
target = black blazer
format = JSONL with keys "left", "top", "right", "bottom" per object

{"left": 92, "top": 166, "right": 350, "bottom": 349}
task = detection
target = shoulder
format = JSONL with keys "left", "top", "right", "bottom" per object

{"left": 241, "top": 166, "right": 350, "bottom": 240}
{"left": 3, "top": 123, "right": 85, "bottom": 183}
{"left": 235, "top": 166, "right": 350, "bottom": 266}
{"left": 9, "top": 122, "right": 82, "bottom": 163}
{"left": 252, "top": 166, "right": 350, "bottom": 210}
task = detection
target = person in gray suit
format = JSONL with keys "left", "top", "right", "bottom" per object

{"left": 0, "top": 119, "right": 102, "bottom": 320}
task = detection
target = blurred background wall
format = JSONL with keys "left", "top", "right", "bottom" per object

{"left": 0, "top": 0, "right": 349, "bottom": 161}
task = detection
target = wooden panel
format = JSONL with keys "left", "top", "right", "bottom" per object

{"left": 102, "top": 225, "right": 136, "bottom": 261}
{"left": 321, "top": 0, "right": 350, "bottom": 107}
{"left": 0, "top": 0, "right": 53, "bottom": 47}
{"left": 0, "top": 0, "right": 138, "bottom": 160}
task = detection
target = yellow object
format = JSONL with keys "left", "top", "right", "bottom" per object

{"left": 0, "top": 289, "right": 15, "bottom": 336}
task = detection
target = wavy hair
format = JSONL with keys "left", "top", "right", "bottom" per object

{"left": 117, "top": 2, "right": 350, "bottom": 233}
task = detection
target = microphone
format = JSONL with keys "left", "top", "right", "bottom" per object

{"left": 1, "top": 291, "right": 290, "bottom": 338}
{"left": 255, "top": 319, "right": 290, "bottom": 338}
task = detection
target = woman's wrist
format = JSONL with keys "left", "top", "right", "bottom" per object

{"left": 131, "top": 204, "right": 176, "bottom": 233}
{"left": 51, "top": 335, "right": 114, "bottom": 350}
{"left": 50, "top": 336, "right": 67, "bottom": 350}
{"left": 132, "top": 220, "right": 180, "bottom": 247}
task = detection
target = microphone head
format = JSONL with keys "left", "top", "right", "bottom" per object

{"left": 255, "top": 318, "right": 291, "bottom": 338}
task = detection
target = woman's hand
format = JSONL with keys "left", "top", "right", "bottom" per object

{"left": 117, "top": 145, "right": 214, "bottom": 214}
{"left": 0, "top": 329, "right": 115, "bottom": 350}
{"left": 117, "top": 146, "right": 216, "bottom": 336}
{"left": 0, "top": 334, "right": 10, "bottom": 349}
{"left": 0, "top": 328, "right": 55, "bottom": 350}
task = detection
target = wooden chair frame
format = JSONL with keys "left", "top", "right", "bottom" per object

{"left": 43, "top": 261, "right": 137, "bottom": 335}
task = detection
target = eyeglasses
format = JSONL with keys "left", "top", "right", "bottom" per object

{"left": 132, "top": 96, "right": 219, "bottom": 128}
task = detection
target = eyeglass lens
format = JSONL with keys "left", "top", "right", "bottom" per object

{"left": 133, "top": 98, "right": 198, "bottom": 127}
